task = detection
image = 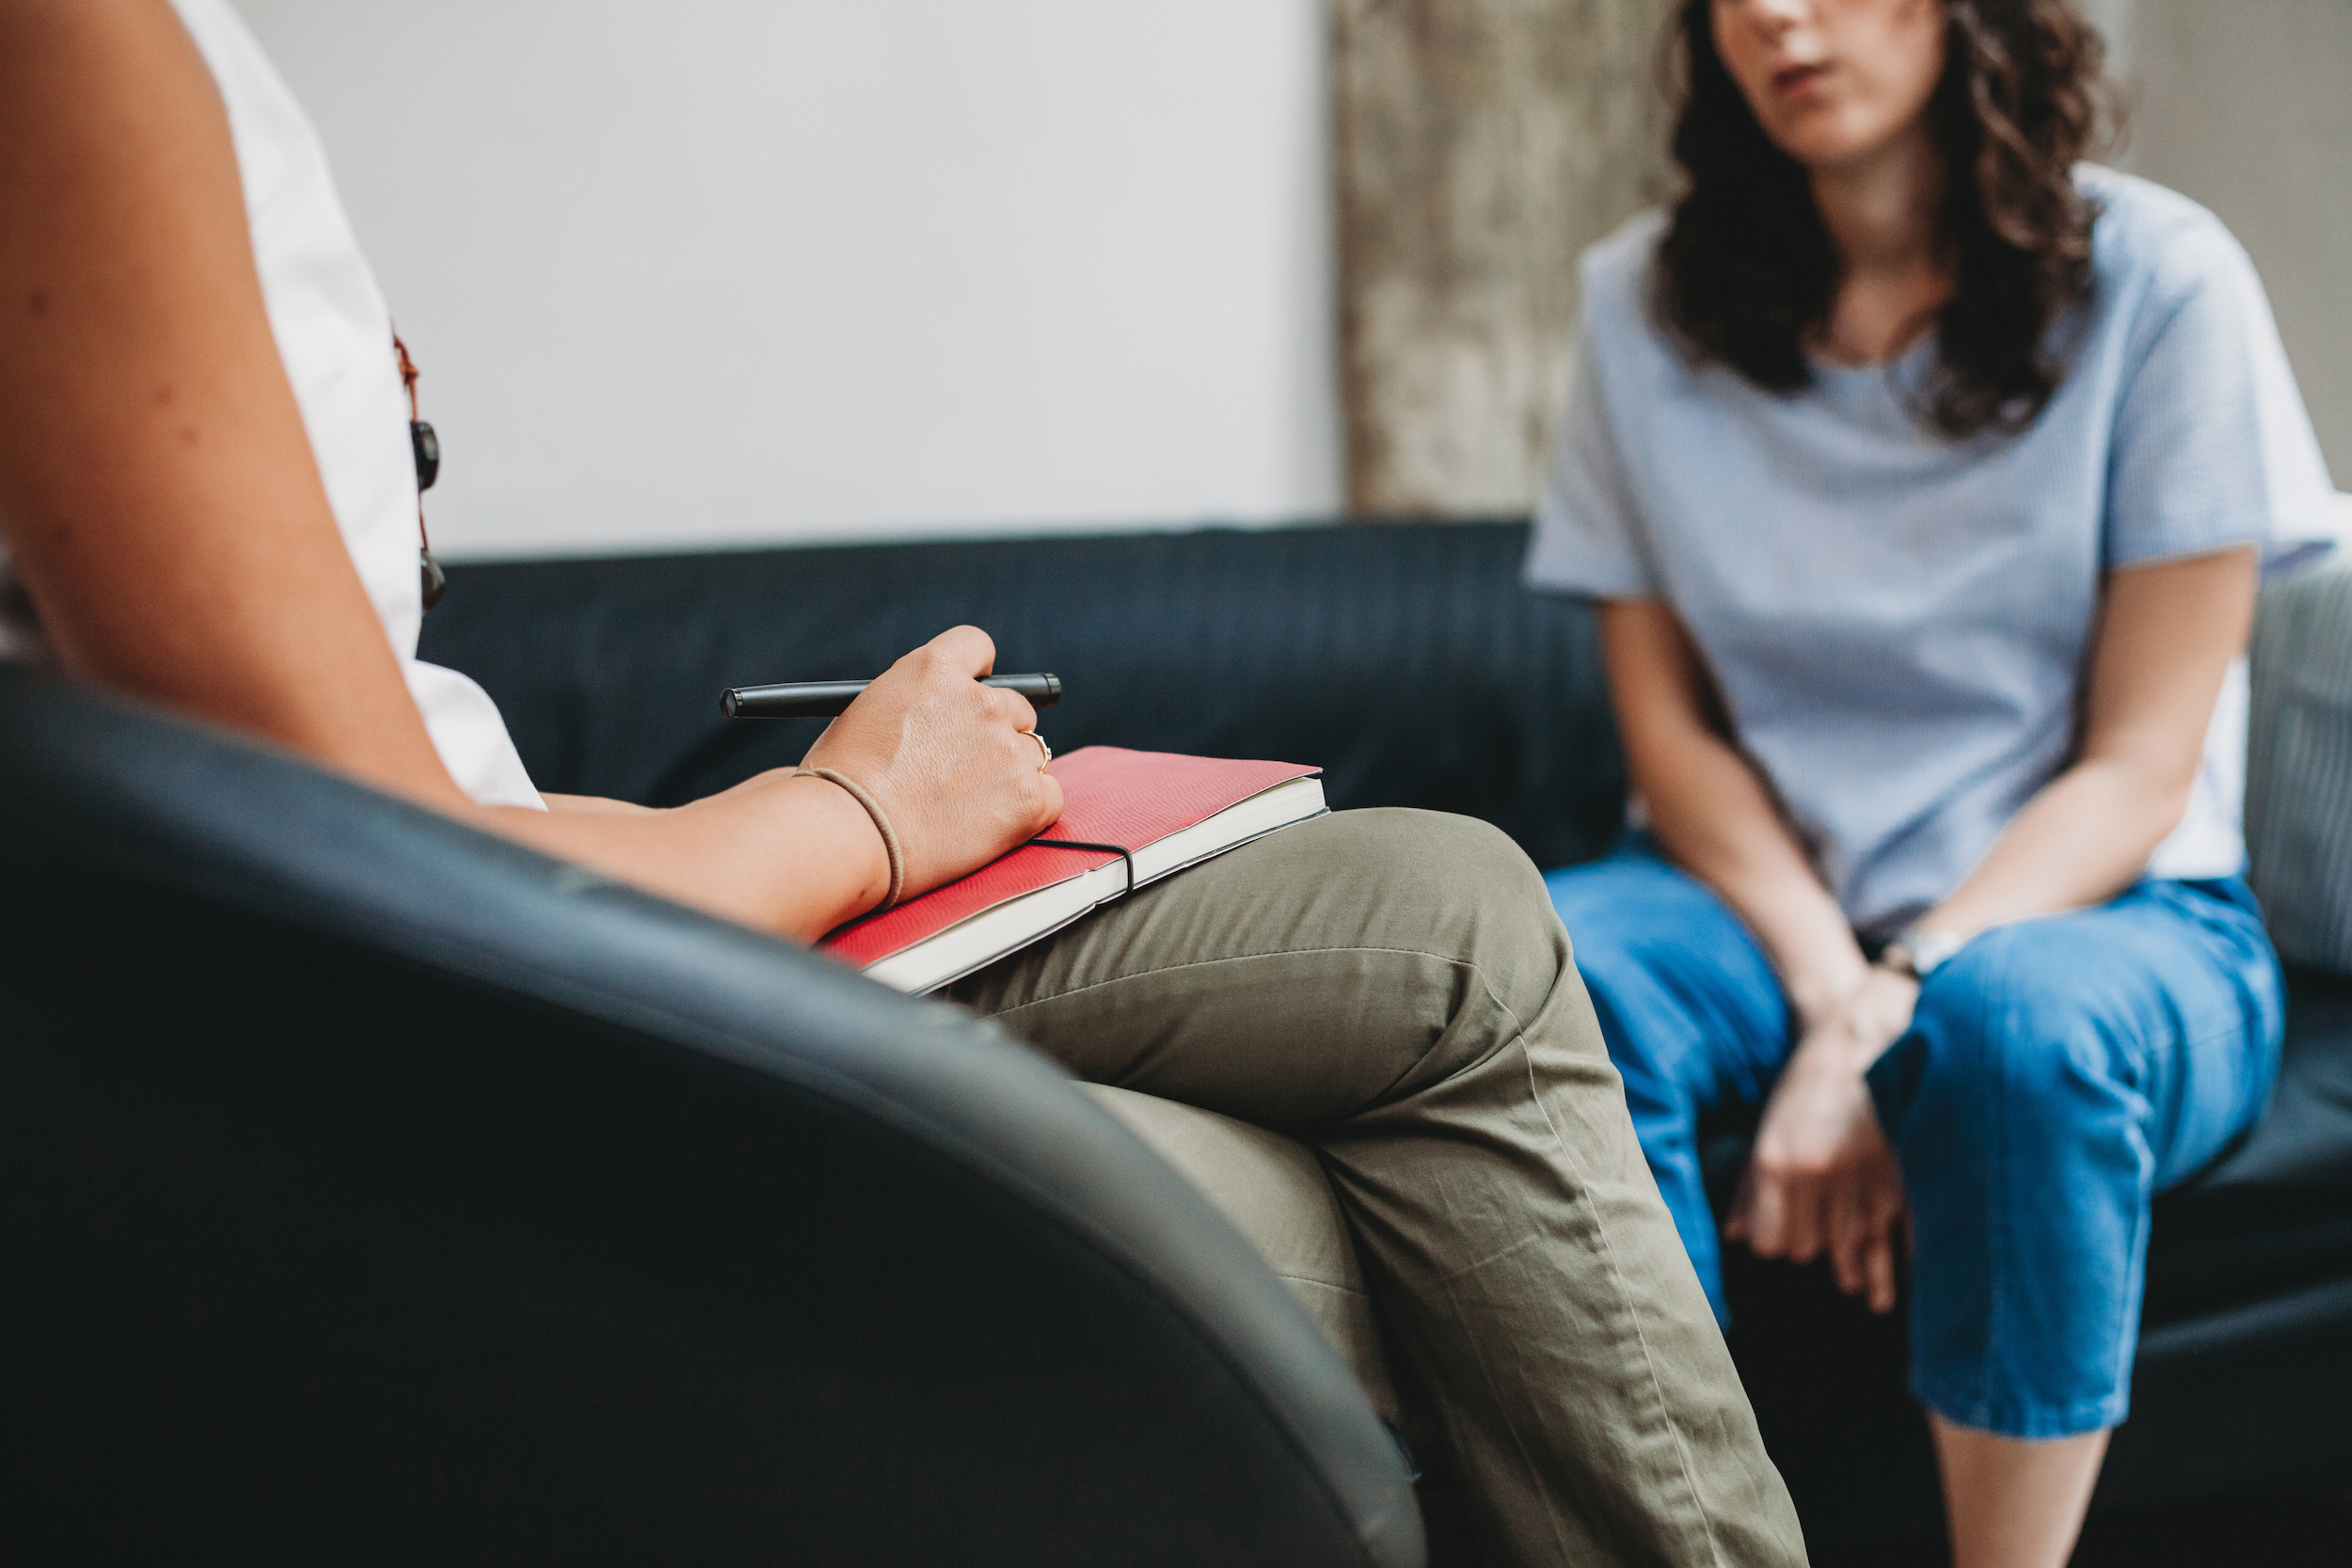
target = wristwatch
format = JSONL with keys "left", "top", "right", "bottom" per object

{"left": 1879, "top": 925, "right": 1967, "bottom": 981}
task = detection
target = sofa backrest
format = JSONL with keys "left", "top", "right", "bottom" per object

{"left": 420, "top": 520, "right": 1629, "bottom": 872}
{"left": 423, "top": 516, "right": 2351, "bottom": 976}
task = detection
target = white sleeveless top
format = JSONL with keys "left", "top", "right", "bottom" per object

{"left": 0, "top": 0, "right": 543, "bottom": 810}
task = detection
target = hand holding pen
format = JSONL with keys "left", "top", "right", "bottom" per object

{"left": 750, "top": 629, "right": 1064, "bottom": 912}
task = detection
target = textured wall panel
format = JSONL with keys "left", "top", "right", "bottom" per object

{"left": 1333, "top": 0, "right": 1677, "bottom": 515}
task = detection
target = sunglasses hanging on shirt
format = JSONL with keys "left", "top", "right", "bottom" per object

{"left": 392, "top": 330, "right": 446, "bottom": 610}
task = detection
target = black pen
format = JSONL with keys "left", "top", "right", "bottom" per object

{"left": 722, "top": 673, "right": 1062, "bottom": 720}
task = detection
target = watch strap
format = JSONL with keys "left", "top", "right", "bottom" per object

{"left": 1882, "top": 925, "right": 1967, "bottom": 980}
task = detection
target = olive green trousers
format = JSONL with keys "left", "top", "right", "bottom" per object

{"left": 956, "top": 808, "right": 1805, "bottom": 1568}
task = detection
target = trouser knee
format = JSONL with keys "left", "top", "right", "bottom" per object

{"left": 1328, "top": 807, "right": 1571, "bottom": 1007}
{"left": 1869, "top": 926, "right": 2126, "bottom": 1166}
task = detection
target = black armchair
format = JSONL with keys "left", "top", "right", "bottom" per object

{"left": 0, "top": 669, "right": 1422, "bottom": 1566}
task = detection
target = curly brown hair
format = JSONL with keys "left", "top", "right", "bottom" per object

{"left": 1655, "top": 0, "right": 2114, "bottom": 437}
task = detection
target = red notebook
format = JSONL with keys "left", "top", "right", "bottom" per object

{"left": 825, "top": 747, "right": 1327, "bottom": 994}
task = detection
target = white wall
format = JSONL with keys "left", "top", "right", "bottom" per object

{"left": 2124, "top": 0, "right": 2352, "bottom": 483}
{"left": 238, "top": 0, "right": 1341, "bottom": 559}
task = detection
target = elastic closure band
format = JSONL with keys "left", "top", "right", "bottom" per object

{"left": 1028, "top": 838, "right": 1137, "bottom": 902}
{"left": 795, "top": 767, "right": 904, "bottom": 912}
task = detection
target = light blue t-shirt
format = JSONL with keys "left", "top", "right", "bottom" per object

{"left": 1527, "top": 167, "right": 2338, "bottom": 939}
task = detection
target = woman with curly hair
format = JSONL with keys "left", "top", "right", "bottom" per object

{"left": 1532, "top": 0, "right": 2336, "bottom": 1561}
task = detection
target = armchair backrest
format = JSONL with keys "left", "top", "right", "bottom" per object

{"left": 0, "top": 671, "right": 1421, "bottom": 1567}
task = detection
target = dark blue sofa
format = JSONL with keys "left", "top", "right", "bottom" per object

{"left": 417, "top": 518, "right": 2352, "bottom": 1557}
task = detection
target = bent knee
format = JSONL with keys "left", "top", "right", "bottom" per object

{"left": 1894, "top": 926, "right": 2137, "bottom": 1130}
{"left": 1311, "top": 808, "right": 1565, "bottom": 981}
{"left": 1327, "top": 807, "right": 1549, "bottom": 903}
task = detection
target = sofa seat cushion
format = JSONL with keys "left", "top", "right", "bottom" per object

{"left": 2143, "top": 968, "right": 2352, "bottom": 1323}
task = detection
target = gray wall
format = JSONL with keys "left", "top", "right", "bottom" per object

{"left": 2126, "top": 0, "right": 2351, "bottom": 482}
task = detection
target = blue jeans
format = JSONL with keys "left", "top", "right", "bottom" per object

{"left": 1545, "top": 839, "right": 2284, "bottom": 1439}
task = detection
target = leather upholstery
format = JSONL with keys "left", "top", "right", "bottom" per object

{"left": 0, "top": 670, "right": 1422, "bottom": 1566}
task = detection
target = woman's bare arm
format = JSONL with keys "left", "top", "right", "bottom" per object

{"left": 542, "top": 795, "right": 663, "bottom": 816}
{"left": 1914, "top": 546, "right": 2259, "bottom": 941}
{"left": 0, "top": 0, "right": 450, "bottom": 788}
{"left": 0, "top": 0, "right": 1058, "bottom": 942}
{"left": 1603, "top": 546, "right": 2256, "bottom": 1004}
{"left": 1600, "top": 599, "right": 1873, "bottom": 1023}
{"left": 1601, "top": 599, "right": 1911, "bottom": 1300}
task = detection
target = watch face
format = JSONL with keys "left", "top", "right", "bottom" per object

{"left": 1910, "top": 930, "right": 1966, "bottom": 977}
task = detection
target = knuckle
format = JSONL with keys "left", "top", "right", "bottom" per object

{"left": 940, "top": 623, "right": 994, "bottom": 662}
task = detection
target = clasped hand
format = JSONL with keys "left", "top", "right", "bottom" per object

{"left": 1725, "top": 966, "right": 1919, "bottom": 1313}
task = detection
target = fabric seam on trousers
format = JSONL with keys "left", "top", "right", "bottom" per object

{"left": 987, "top": 942, "right": 1515, "bottom": 1019}
{"left": 1433, "top": 1227, "right": 1578, "bottom": 1564}
{"left": 1444, "top": 959, "right": 1723, "bottom": 1566}
{"left": 1964, "top": 970, "right": 2011, "bottom": 1423}
{"left": 1515, "top": 1036, "right": 1724, "bottom": 1568}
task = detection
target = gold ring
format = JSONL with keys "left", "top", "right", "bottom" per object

{"left": 1024, "top": 729, "right": 1052, "bottom": 770}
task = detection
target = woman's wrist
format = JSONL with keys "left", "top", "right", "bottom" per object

{"left": 774, "top": 769, "right": 895, "bottom": 922}
{"left": 790, "top": 765, "right": 905, "bottom": 912}
{"left": 1797, "top": 966, "right": 1920, "bottom": 1072}
{"left": 1783, "top": 939, "right": 1875, "bottom": 1034}
{"left": 1877, "top": 922, "right": 1968, "bottom": 982}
